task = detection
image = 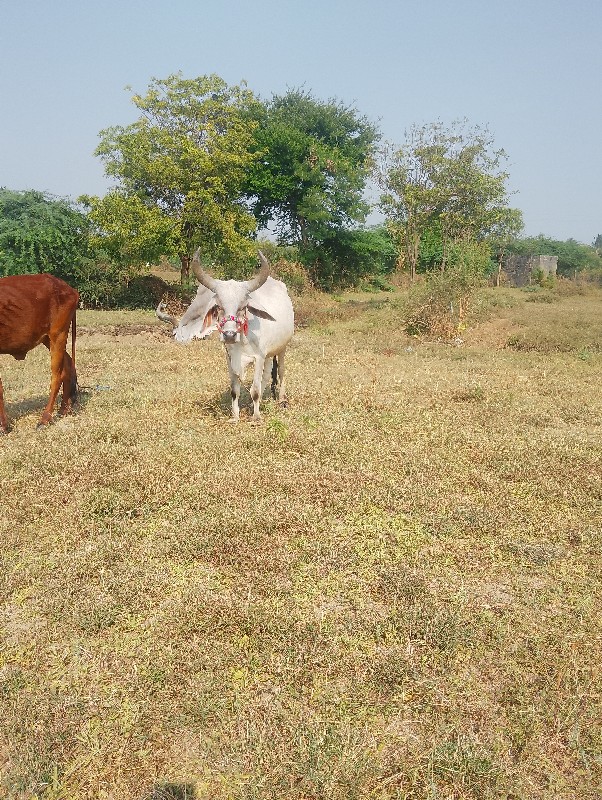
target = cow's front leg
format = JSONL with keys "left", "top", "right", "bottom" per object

{"left": 250, "top": 356, "right": 267, "bottom": 422}
{"left": 228, "top": 365, "right": 241, "bottom": 423}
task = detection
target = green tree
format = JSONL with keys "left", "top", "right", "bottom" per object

{"left": 0, "top": 189, "right": 88, "bottom": 281}
{"left": 84, "top": 73, "right": 261, "bottom": 281}
{"left": 246, "top": 89, "right": 380, "bottom": 266}
{"left": 304, "top": 225, "right": 397, "bottom": 289}
{"left": 379, "top": 120, "right": 523, "bottom": 280}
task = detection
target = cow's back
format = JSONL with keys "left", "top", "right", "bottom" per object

{"left": 0, "top": 274, "right": 79, "bottom": 358}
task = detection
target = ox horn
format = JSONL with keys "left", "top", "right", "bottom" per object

{"left": 191, "top": 248, "right": 219, "bottom": 292}
{"left": 156, "top": 302, "right": 179, "bottom": 328}
{"left": 246, "top": 251, "right": 270, "bottom": 293}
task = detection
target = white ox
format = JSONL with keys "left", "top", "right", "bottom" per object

{"left": 157, "top": 250, "right": 294, "bottom": 422}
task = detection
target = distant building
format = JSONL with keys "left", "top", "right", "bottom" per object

{"left": 502, "top": 255, "right": 558, "bottom": 287}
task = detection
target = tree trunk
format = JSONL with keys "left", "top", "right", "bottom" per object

{"left": 180, "top": 254, "right": 190, "bottom": 284}
{"left": 299, "top": 217, "right": 309, "bottom": 249}
{"left": 407, "top": 233, "right": 419, "bottom": 282}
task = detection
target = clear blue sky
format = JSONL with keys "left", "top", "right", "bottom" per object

{"left": 1, "top": 0, "right": 600, "bottom": 244}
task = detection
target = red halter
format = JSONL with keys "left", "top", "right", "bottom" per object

{"left": 217, "top": 314, "right": 248, "bottom": 335}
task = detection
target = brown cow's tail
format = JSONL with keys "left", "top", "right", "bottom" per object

{"left": 70, "top": 308, "right": 78, "bottom": 401}
{"left": 72, "top": 309, "right": 76, "bottom": 368}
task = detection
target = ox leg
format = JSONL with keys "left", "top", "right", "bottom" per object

{"left": 38, "top": 335, "right": 68, "bottom": 427}
{"left": 0, "top": 377, "right": 8, "bottom": 434}
{"left": 58, "top": 352, "right": 77, "bottom": 415}
{"left": 276, "top": 351, "right": 288, "bottom": 407}
{"left": 261, "top": 359, "right": 273, "bottom": 397}
{"left": 250, "top": 357, "right": 267, "bottom": 422}
{"left": 228, "top": 364, "right": 241, "bottom": 423}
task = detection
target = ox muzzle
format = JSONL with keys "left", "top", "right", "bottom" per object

{"left": 218, "top": 314, "right": 248, "bottom": 344}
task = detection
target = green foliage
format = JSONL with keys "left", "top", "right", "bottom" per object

{"left": 418, "top": 221, "right": 496, "bottom": 277}
{"left": 71, "top": 254, "right": 179, "bottom": 309}
{"left": 0, "top": 189, "right": 89, "bottom": 281}
{"left": 110, "top": 274, "right": 180, "bottom": 310}
{"left": 71, "top": 251, "right": 128, "bottom": 307}
{"left": 302, "top": 226, "right": 397, "bottom": 289}
{"left": 85, "top": 73, "right": 261, "bottom": 278}
{"left": 418, "top": 220, "right": 445, "bottom": 272}
{"left": 80, "top": 192, "right": 176, "bottom": 268}
{"left": 246, "top": 88, "right": 380, "bottom": 282}
{"left": 247, "top": 241, "right": 312, "bottom": 295}
{"left": 447, "top": 238, "right": 495, "bottom": 276}
{"left": 380, "top": 120, "right": 523, "bottom": 279}
{"left": 0, "top": 188, "right": 147, "bottom": 307}
{"left": 252, "top": 238, "right": 300, "bottom": 265}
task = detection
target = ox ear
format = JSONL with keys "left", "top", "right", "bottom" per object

{"left": 247, "top": 294, "right": 276, "bottom": 321}
{"left": 174, "top": 286, "right": 219, "bottom": 342}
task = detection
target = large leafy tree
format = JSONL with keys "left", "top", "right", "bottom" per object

{"left": 84, "top": 74, "right": 261, "bottom": 281}
{"left": 379, "top": 120, "right": 523, "bottom": 280}
{"left": 0, "top": 189, "right": 89, "bottom": 281}
{"left": 246, "top": 89, "right": 380, "bottom": 255}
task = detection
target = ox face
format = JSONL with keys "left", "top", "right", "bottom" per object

{"left": 211, "top": 284, "right": 276, "bottom": 344}
{"left": 211, "top": 282, "right": 253, "bottom": 344}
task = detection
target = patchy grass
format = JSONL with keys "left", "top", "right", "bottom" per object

{"left": 503, "top": 288, "right": 602, "bottom": 353}
{"left": 0, "top": 287, "right": 600, "bottom": 799}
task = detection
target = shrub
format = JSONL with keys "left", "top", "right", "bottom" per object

{"left": 359, "top": 274, "right": 395, "bottom": 293}
{"left": 270, "top": 258, "right": 314, "bottom": 295}
{"left": 0, "top": 189, "right": 89, "bottom": 280}
{"left": 403, "top": 242, "right": 488, "bottom": 339}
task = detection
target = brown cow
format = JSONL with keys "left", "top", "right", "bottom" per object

{"left": 0, "top": 274, "right": 79, "bottom": 433}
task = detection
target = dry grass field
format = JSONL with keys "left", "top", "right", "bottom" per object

{"left": 0, "top": 282, "right": 600, "bottom": 799}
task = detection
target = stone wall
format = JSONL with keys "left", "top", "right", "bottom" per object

{"left": 503, "top": 255, "right": 558, "bottom": 287}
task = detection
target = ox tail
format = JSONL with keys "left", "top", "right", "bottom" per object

{"left": 70, "top": 309, "right": 78, "bottom": 401}
{"left": 271, "top": 356, "right": 278, "bottom": 399}
{"left": 72, "top": 309, "right": 76, "bottom": 369}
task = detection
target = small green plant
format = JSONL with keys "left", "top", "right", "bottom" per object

{"left": 578, "top": 348, "right": 593, "bottom": 362}
{"left": 266, "top": 417, "right": 289, "bottom": 441}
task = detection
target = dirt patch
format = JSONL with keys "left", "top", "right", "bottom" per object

{"left": 462, "top": 317, "right": 522, "bottom": 349}
{"left": 78, "top": 323, "right": 167, "bottom": 338}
